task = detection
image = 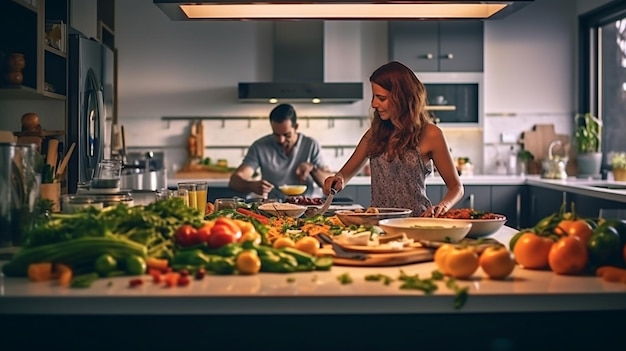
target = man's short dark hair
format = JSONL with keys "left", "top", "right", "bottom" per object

{"left": 269, "top": 104, "right": 297, "bottom": 125}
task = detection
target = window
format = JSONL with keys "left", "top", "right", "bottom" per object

{"left": 579, "top": 1, "right": 626, "bottom": 169}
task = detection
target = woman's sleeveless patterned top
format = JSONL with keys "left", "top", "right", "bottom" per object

{"left": 369, "top": 148, "right": 433, "bottom": 216}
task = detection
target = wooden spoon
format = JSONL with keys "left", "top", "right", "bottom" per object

{"left": 55, "top": 142, "right": 76, "bottom": 178}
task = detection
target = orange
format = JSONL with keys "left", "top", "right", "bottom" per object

{"left": 295, "top": 236, "right": 319, "bottom": 256}
{"left": 444, "top": 246, "right": 479, "bottom": 279}
{"left": 513, "top": 232, "right": 555, "bottom": 270}
{"left": 434, "top": 244, "right": 455, "bottom": 276}
{"left": 554, "top": 219, "right": 594, "bottom": 243}
{"left": 479, "top": 246, "right": 515, "bottom": 280}
{"left": 548, "top": 236, "right": 589, "bottom": 275}
{"left": 273, "top": 237, "right": 296, "bottom": 249}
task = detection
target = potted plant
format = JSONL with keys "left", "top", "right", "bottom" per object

{"left": 611, "top": 152, "right": 626, "bottom": 181}
{"left": 574, "top": 113, "right": 603, "bottom": 176}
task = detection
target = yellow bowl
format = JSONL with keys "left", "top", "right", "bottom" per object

{"left": 279, "top": 185, "right": 307, "bottom": 196}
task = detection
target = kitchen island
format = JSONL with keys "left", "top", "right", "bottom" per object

{"left": 1, "top": 225, "right": 625, "bottom": 350}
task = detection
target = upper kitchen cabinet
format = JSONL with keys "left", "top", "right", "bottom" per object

{"left": 70, "top": 0, "right": 114, "bottom": 50}
{"left": 0, "top": 0, "right": 68, "bottom": 100}
{"left": 97, "top": 0, "right": 115, "bottom": 50}
{"left": 388, "top": 21, "right": 484, "bottom": 72}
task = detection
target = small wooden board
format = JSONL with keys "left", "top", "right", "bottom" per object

{"left": 319, "top": 246, "right": 434, "bottom": 267}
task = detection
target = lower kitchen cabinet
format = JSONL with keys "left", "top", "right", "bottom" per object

{"left": 528, "top": 186, "right": 567, "bottom": 225}
{"left": 342, "top": 185, "right": 371, "bottom": 208}
{"left": 491, "top": 185, "right": 529, "bottom": 229}
{"left": 567, "top": 193, "right": 624, "bottom": 219}
{"left": 426, "top": 185, "right": 444, "bottom": 206}
{"left": 207, "top": 187, "right": 247, "bottom": 202}
{"left": 453, "top": 185, "right": 491, "bottom": 212}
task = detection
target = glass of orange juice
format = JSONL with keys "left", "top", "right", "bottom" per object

{"left": 195, "top": 181, "right": 208, "bottom": 213}
{"left": 177, "top": 182, "right": 197, "bottom": 209}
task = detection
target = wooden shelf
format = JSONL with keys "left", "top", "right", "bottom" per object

{"left": 14, "top": 130, "right": 65, "bottom": 137}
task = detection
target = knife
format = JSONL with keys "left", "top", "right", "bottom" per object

{"left": 316, "top": 233, "right": 369, "bottom": 261}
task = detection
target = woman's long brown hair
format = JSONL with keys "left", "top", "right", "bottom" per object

{"left": 367, "top": 61, "right": 433, "bottom": 161}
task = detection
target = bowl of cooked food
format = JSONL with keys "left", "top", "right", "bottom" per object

{"left": 378, "top": 217, "right": 472, "bottom": 242}
{"left": 335, "top": 207, "right": 413, "bottom": 227}
{"left": 279, "top": 185, "right": 308, "bottom": 196}
{"left": 436, "top": 208, "right": 507, "bottom": 238}
{"left": 258, "top": 202, "right": 307, "bottom": 217}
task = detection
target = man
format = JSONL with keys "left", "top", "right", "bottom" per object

{"left": 229, "top": 104, "right": 333, "bottom": 199}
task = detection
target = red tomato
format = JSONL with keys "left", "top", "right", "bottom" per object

{"left": 174, "top": 224, "right": 199, "bottom": 247}
{"left": 208, "top": 225, "right": 237, "bottom": 249}
{"left": 196, "top": 222, "right": 215, "bottom": 244}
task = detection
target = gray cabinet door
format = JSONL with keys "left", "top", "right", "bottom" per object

{"left": 567, "top": 193, "right": 624, "bottom": 219}
{"left": 208, "top": 187, "right": 247, "bottom": 202}
{"left": 339, "top": 185, "right": 360, "bottom": 206}
{"left": 439, "top": 21, "right": 484, "bottom": 72}
{"left": 491, "top": 185, "right": 528, "bottom": 229}
{"left": 529, "top": 187, "right": 567, "bottom": 225}
{"left": 356, "top": 185, "right": 371, "bottom": 208}
{"left": 389, "top": 21, "right": 483, "bottom": 72}
{"left": 454, "top": 185, "right": 491, "bottom": 211}
{"left": 426, "top": 185, "right": 443, "bottom": 206}
{"left": 389, "top": 21, "right": 439, "bottom": 72}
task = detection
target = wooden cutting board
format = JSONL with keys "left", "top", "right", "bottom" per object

{"left": 319, "top": 246, "right": 434, "bottom": 267}
{"left": 520, "top": 124, "right": 570, "bottom": 161}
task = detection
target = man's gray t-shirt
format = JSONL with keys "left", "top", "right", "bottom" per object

{"left": 242, "top": 133, "right": 327, "bottom": 199}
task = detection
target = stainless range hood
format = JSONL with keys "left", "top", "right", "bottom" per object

{"left": 239, "top": 21, "right": 363, "bottom": 104}
{"left": 154, "top": 1, "right": 533, "bottom": 21}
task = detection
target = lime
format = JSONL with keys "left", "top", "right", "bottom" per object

{"left": 124, "top": 255, "right": 147, "bottom": 276}
{"left": 94, "top": 254, "right": 118, "bottom": 277}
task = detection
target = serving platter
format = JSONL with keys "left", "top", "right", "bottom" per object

{"left": 337, "top": 241, "right": 424, "bottom": 254}
{"left": 318, "top": 245, "right": 434, "bottom": 267}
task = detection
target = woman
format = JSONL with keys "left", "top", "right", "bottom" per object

{"left": 323, "top": 61, "right": 464, "bottom": 217}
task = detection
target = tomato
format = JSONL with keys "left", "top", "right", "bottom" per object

{"left": 174, "top": 224, "right": 199, "bottom": 247}
{"left": 434, "top": 244, "right": 455, "bottom": 276}
{"left": 236, "top": 250, "right": 261, "bottom": 275}
{"left": 554, "top": 219, "right": 594, "bottom": 243}
{"left": 513, "top": 232, "right": 554, "bottom": 270}
{"left": 208, "top": 217, "right": 242, "bottom": 249}
{"left": 94, "top": 254, "right": 118, "bottom": 277}
{"left": 295, "top": 236, "right": 319, "bottom": 256}
{"left": 196, "top": 222, "right": 215, "bottom": 244}
{"left": 587, "top": 226, "right": 622, "bottom": 267}
{"left": 208, "top": 226, "right": 237, "bottom": 249}
{"left": 548, "top": 236, "right": 588, "bottom": 275}
{"left": 273, "top": 237, "right": 296, "bottom": 249}
{"left": 479, "top": 246, "right": 515, "bottom": 280}
{"left": 444, "top": 246, "right": 479, "bottom": 279}
{"left": 124, "top": 255, "right": 147, "bottom": 276}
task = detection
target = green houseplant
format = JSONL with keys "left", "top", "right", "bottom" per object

{"left": 611, "top": 152, "right": 626, "bottom": 181}
{"left": 574, "top": 113, "right": 603, "bottom": 176}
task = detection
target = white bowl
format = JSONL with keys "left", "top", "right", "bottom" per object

{"left": 335, "top": 208, "right": 412, "bottom": 227}
{"left": 464, "top": 217, "right": 507, "bottom": 238}
{"left": 378, "top": 217, "right": 472, "bottom": 243}
{"left": 279, "top": 185, "right": 308, "bottom": 196}
{"left": 258, "top": 203, "right": 307, "bottom": 217}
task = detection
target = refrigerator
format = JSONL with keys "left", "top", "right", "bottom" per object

{"left": 67, "top": 34, "right": 115, "bottom": 194}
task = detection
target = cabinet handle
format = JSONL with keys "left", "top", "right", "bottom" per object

{"left": 515, "top": 193, "right": 521, "bottom": 229}
{"left": 425, "top": 53, "right": 434, "bottom": 59}
{"left": 445, "top": 53, "right": 454, "bottom": 59}
{"left": 469, "top": 193, "right": 474, "bottom": 209}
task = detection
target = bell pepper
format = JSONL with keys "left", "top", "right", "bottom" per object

{"left": 587, "top": 226, "right": 622, "bottom": 267}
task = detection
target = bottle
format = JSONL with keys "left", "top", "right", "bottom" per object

{"left": 508, "top": 146, "right": 518, "bottom": 175}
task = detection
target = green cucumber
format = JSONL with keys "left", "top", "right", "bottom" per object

{"left": 2, "top": 236, "right": 147, "bottom": 277}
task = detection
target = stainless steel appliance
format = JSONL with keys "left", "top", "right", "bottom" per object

{"left": 67, "top": 34, "right": 114, "bottom": 194}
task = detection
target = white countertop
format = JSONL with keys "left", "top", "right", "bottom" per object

{"left": 2, "top": 225, "right": 625, "bottom": 315}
